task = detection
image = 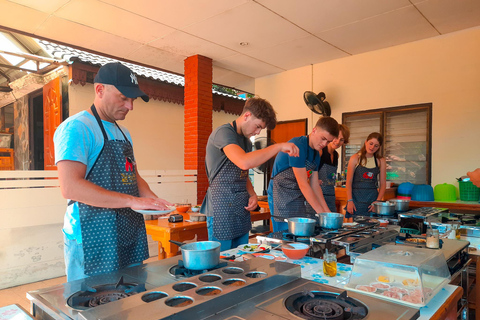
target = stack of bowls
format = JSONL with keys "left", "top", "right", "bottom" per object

{"left": 397, "top": 182, "right": 415, "bottom": 200}
{"left": 411, "top": 184, "right": 434, "bottom": 201}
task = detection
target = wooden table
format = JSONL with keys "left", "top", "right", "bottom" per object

{"left": 429, "top": 286, "right": 464, "bottom": 320}
{"left": 465, "top": 242, "right": 480, "bottom": 320}
{"left": 146, "top": 210, "right": 273, "bottom": 260}
{"left": 334, "top": 187, "right": 397, "bottom": 215}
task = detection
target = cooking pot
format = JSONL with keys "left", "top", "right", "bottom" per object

{"left": 373, "top": 201, "right": 396, "bottom": 216}
{"left": 271, "top": 216, "right": 316, "bottom": 236}
{"left": 317, "top": 212, "right": 343, "bottom": 229}
{"left": 388, "top": 199, "right": 410, "bottom": 212}
{"left": 169, "top": 240, "right": 221, "bottom": 270}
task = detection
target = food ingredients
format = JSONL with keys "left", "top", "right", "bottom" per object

{"left": 389, "top": 286, "right": 409, "bottom": 295}
{"left": 356, "top": 285, "right": 376, "bottom": 293}
{"left": 377, "top": 275, "right": 392, "bottom": 283}
{"left": 406, "top": 238, "right": 426, "bottom": 244}
{"left": 242, "top": 244, "right": 268, "bottom": 252}
{"left": 402, "top": 294, "right": 423, "bottom": 304}
{"left": 383, "top": 290, "right": 402, "bottom": 299}
{"left": 323, "top": 260, "right": 337, "bottom": 277}
{"left": 370, "top": 282, "right": 390, "bottom": 289}
{"left": 402, "top": 278, "right": 419, "bottom": 287}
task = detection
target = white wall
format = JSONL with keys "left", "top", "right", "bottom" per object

{"left": 256, "top": 27, "right": 480, "bottom": 188}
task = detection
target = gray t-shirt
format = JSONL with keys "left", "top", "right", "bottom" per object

{"left": 201, "top": 122, "right": 252, "bottom": 215}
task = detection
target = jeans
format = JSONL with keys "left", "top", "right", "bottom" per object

{"left": 206, "top": 216, "right": 249, "bottom": 251}
{"left": 268, "top": 193, "right": 289, "bottom": 232}
{"left": 63, "top": 234, "right": 87, "bottom": 282}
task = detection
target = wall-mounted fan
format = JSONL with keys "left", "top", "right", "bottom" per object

{"left": 253, "top": 137, "right": 276, "bottom": 195}
{"left": 303, "top": 91, "right": 331, "bottom": 116}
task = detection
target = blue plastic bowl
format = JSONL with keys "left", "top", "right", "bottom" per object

{"left": 411, "top": 184, "right": 434, "bottom": 201}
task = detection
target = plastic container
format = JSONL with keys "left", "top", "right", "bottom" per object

{"left": 397, "top": 182, "right": 415, "bottom": 200}
{"left": 458, "top": 181, "right": 480, "bottom": 201}
{"left": 345, "top": 245, "right": 451, "bottom": 307}
{"left": 411, "top": 184, "right": 434, "bottom": 201}
{"left": 434, "top": 183, "right": 457, "bottom": 202}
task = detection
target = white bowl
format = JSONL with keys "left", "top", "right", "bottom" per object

{"left": 191, "top": 207, "right": 200, "bottom": 212}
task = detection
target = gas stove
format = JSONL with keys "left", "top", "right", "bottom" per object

{"left": 28, "top": 256, "right": 419, "bottom": 320}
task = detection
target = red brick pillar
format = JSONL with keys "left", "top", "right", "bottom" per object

{"left": 184, "top": 55, "right": 213, "bottom": 204}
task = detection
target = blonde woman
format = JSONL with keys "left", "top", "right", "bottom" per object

{"left": 345, "top": 132, "right": 386, "bottom": 219}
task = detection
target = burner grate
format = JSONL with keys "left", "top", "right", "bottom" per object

{"left": 285, "top": 291, "right": 367, "bottom": 320}
{"left": 67, "top": 276, "right": 145, "bottom": 311}
{"left": 169, "top": 260, "right": 228, "bottom": 277}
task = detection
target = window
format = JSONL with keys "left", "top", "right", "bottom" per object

{"left": 342, "top": 103, "right": 432, "bottom": 185}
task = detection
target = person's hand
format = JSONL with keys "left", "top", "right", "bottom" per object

{"left": 281, "top": 142, "right": 300, "bottom": 157}
{"left": 130, "top": 196, "right": 174, "bottom": 212}
{"left": 368, "top": 200, "right": 379, "bottom": 212}
{"left": 467, "top": 168, "right": 480, "bottom": 188}
{"left": 318, "top": 179, "right": 323, "bottom": 186}
{"left": 346, "top": 201, "right": 356, "bottom": 215}
{"left": 245, "top": 194, "right": 258, "bottom": 211}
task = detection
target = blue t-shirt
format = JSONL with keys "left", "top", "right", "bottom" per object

{"left": 270, "top": 136, "right": 320, "bottom": 178}
{"left": 54, "top": 110, "right": 133, "bottom": 243}
{"left": 268, "top": 136, "right": 321, "bottom": 197}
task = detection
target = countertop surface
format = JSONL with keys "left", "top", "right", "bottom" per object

{"left": 220, "top": 246, "right": 460, "bottom": 320}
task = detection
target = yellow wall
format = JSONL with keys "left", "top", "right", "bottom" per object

{"left": 68, "top": 84, "right": 237, "bottom": 170}
{"left": 256, "top": 27, "right": 480, "bottom": 187}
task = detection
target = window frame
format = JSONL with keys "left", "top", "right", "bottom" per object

{"left": 341, "top": 103, "right": 432, "bottom": 185}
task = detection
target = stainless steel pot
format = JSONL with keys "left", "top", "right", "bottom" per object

{"left": 373, "top": 201, "right": 396, "bottom": 216}
{"left": 169, "top": 240, "right": 221, "bottom": 270}
{"left": 388, "top": 199, "right": 410, "bottom": 212}
{"left": 317, "top": 212, "right": 343, "bottom": 229}
{"left": 271, "top": 216, "right": 316, "bottom": 236}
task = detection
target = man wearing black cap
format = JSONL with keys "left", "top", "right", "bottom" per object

{"left": 54, "top": 62, "right": 172, "bottom": 281}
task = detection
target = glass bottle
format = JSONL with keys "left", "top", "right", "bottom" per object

{"left": 323, "top": 250, "right": 337, "bottom": 277}
{"left": 426, "top": 229, "right": 439, "bottom": 249}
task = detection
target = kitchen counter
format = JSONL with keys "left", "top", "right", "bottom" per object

{"left": 220, "top": 247, "right": 462, "bottom": 320}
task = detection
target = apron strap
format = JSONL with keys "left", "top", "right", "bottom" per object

{"left": 90, "top": 104, "right": 108, "bottom": 140}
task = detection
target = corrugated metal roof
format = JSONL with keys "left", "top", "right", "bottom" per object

{"left": 38, "top": 40, "right": 245, "bottom": 100}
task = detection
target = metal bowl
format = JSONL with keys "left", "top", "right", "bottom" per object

{"left": 388, "top": 199, "right": 410, "bottom": 212}
{"left": 373, "top": 201, "right": 396, "bottom": 216}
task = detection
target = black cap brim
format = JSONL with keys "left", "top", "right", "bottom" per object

{"left": 116, "top": 85, "right": 150, "bottom": 102}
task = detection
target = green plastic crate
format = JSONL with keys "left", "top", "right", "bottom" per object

{"left": 458, "top": 181, "right": 480, "bottom": 201}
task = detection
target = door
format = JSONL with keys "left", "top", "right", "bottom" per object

{"left": 43, "top": 77, "right": 62, "bottom": 170}
{"left": 266, "top": 118, "right": 308, "bottom": 186}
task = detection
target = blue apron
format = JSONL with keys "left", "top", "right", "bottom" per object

{"left": 318, "top": 160, "right": 337, "bottom": 213}
{"left": 77, "top": 105, "right": 149, "bottom": 276}
{"left": 272, "top": 136, "right": 318, "bottom": 221}
{"left": 207, "top": 121, "right": 251, "bottom": 241}
{"left": 346, "top": 157, "right": 380, "bottom": 218}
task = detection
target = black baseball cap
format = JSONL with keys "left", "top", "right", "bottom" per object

{"left": 94, "top": 62, "right": 149, "bottom": 102}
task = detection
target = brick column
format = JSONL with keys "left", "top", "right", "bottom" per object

{"left": 184, "top": 55, "right": 213, "bottom": 204}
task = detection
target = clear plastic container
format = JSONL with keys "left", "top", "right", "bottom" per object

{"left": 345, "top": 244, "right": 451, "bottom": 307}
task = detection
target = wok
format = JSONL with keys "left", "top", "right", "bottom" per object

{"left": 317, "top": 212, "right": 343, "bottom": 229}
{"left": 169, "top": 240, "right": 221, "bottom": 270}
{"left": 271, "top": 215, "right": 316, "bottom": 236}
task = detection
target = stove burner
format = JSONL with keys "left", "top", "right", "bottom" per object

{"left": 169, "top": 260, "right": 228, "bottom": 278}
{"left": 67, "top": 277, "right": 145, "bottom": 311}
{"left": 302, "top": 300, "right": 344, "bottom": 320}
{"left": 284, "top": 291, "right": 367, "bottom": 320}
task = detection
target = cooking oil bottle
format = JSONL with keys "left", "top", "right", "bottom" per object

{"left": 323, "top": 249, "right": 337, "bottom": 277}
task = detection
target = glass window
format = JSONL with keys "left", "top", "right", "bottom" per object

{"left": 342, "top": 104, "right": 432, "bottom": 185}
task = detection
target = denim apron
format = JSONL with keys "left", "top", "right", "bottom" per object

{"left": 208, "top": 121, "right": 251, "bottom": 240}
{"left": 346, "top": 156, "right": 380, "bottom": 218}
{"left": 318, "top": 160, "right": 337, "bottom": 213}
{"left": 272, "top": 136, "right": 318, "bottom": 221}
{"left": 76, "top": 105, "right": 149, "bottom": 276}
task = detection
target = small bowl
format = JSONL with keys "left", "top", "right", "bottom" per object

{"left": 378, "top": 219, "right": 389, "bottom": 227}
{"left": 175, "top": 203, "right": 191, "bottom": 213}
{"left": 191, "top": 206, "right": 200, "bottom": 212}
{"left": 281, "top": 242, "right": 309, "bottom": 260}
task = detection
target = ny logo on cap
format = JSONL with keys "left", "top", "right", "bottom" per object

{"left": 130, "top": 72, "right": 138, "bottom": 85}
